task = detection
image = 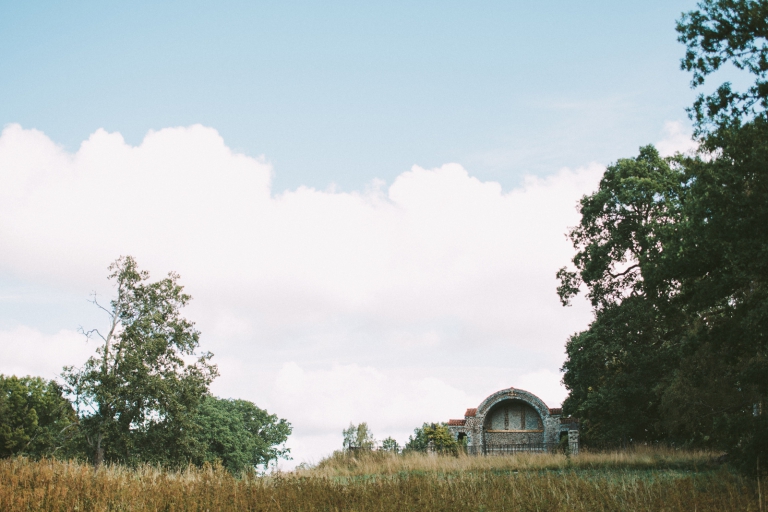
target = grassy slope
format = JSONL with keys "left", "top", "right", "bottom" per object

{"left": 0, "top": 449, "right": 763, "bottom": 511}
{"left": 306, "top": 447, "right": 722, "bottom": 477}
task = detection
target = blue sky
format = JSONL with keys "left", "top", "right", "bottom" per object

{"left": 2, "top": 1, "right": 697, "bottom": 192}
{"left": 1, "top": 1, "right": 702, "bottom": 467}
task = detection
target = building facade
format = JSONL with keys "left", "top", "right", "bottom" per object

{"left": 446, "top": 387, "right": 579, "bottom": 454}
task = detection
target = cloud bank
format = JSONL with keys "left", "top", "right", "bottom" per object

{"left": 0, "top": 123, "right": 607, "bottom": 466}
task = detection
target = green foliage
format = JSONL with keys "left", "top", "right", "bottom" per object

{"left": 674, "top": 2, "right": 768, "bottom": 474}
{"left": 192, "top": 396, "right": 291, "bottom": 473}
{"left": 665, "top": 120, "right": 768, "bottom": 473}
{"left": 0, "top": 257, "right": 293, "bottom": 473}
{"left": 557, "top": 147, "right": 686, "bottom": 445}
{"left": 559, "top": 136, "right": 768, "bottom": 454}
{"left": 404, "top": 423, "right": 459, "bottom": 455}
{"left": 0, "top": 375, "right": 76, "bottom": 458}
{"left": 342, "top": 422, "right": 375, "bottom": 450}
{"left": 678, "top": 0, "right": 768, "bottom": 136}
{"left": 557, "top": 145, "right": 685, "bottom": 310}
{"left": 558, "top": 1, "right": 768, "bottom": 473}
{"left": 380, "top": 437, "right": 400, "bottom": 453}
{"left": 62, "top": 256, "right": 218, "bottom": 467}
{"left": 562, "top": 301, "right": 675, "bottom": 446}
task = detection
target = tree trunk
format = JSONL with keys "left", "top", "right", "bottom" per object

{"left": 94, "top": 433, "right": 104, "bottom": 469}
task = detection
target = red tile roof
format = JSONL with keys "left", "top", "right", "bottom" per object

{"left": 464, "top": 408, "right": 477, "bottom": 417}
{"left": 447, "top": 419, "right": 466, "bottom": 426}
{"left": 549, "top": 408, "right": 563, "bottom": 415}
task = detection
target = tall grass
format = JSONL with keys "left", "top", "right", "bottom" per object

{"left": 1, "top": 451, "right": 763, "bottom": 511}
{"left": 306, "top": 446, "right": 722, "bottom": 478}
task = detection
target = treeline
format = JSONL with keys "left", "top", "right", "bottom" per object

{"left": 558, "top": 0, "right": 768, "bottom": 474}
{"left": 0, "top": 256, "right": 291, "bottom": 474}
{"left": 339, "top": 421, "right": 462, "bottom": 456}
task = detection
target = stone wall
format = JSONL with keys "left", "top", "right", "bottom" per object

{"left": 484, "top": 431, "right": 544, "bottom": 446}
{"left": 485, "top": 401, "right": 542, "bottom": 431}
{"left": 543, "top": 415, "right": 561, "bottom": 445}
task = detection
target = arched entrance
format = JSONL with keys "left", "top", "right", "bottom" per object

{"left": 483, "top": 399, "right": 544, "bottom": 450}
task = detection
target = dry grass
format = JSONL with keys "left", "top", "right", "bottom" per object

{"left": 305, "top": 446, "right": 722, "bottom": 478}
{"left": 0, "top": 451, "right": 763, "bottom": 511}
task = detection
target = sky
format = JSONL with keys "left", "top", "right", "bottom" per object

{"left": 1, "top": 1, "right": 701, "bottom": 468}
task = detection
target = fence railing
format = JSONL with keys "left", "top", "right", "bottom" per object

{"left": 345, "top": 443, "right": 563, "bottom": 456}
{"left": 465, "top": 443, "right": 560, "bottom": 455}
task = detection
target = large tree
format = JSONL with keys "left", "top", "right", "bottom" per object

{"left": 557, "top": 146, "right": 686, "bottom": 446}
{"left": 558, "top": 0, "right": 768, "bottom": 473}
{"left": 560, "top": 134, "right": 768, "bottom": 464}
{"left": 63, "top": 256, "right": 218, "bottom": 467}
{"left": 675, "top": 0, "right": 768, "bottom": 472}
{"left": 662, "top": 120, "right": 768, "bottom": 470}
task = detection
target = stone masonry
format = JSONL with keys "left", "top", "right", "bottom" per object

{"left": 446, "top": 387, "right": 579, "bottom": 454}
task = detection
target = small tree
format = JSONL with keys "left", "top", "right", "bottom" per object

{"left": 342, "top": 422, "right": 375, "bottom": 451}
{"left": 381, "top": 436, "right": 400, "bottom": 453}
{"left": 404, "top": 423, "right": 459, "bottom": 455}
{"left": 62, "top": 256, "right": 218, "bottom": 468}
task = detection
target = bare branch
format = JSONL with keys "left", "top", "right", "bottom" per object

{"left": 608, "top": 264, "right": 641, "bottom": 279}
{"left": 88, "top": 293, "right": 115, "bottom": 318}
{"left": 78, "top": 326, "right": 106, "bottom": 342}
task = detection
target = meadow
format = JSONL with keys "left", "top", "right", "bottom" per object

{"left": 1, "top": 448, "right": 764, "bottom": 511}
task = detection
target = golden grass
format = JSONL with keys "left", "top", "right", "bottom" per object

{"left": 0, "top": 450, "right": 763, "bottom": 511}
{"left": 304, "top": 446, "right": 722, "bottom": 478}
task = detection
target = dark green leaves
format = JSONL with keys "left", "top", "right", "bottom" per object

{"left": 559, "top": 132, "right": 768, "bottom": 469}
{"left": 192, "top": 396, "right": 292, "bottom": 473}
{"left": 678, "top": 0, "right": 768, "bottom": 135}
{"left": 558, "top": 145, "right": 685, "bottom": 310}
{"left": 0, "top": 375, "right": 76, "bottom": 458}
{"left": 556, "top": 0, "right": 768, "bottom": 472}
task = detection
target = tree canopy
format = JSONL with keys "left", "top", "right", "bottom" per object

{"left": 0, "top": 375, "right": 76, "bottom": 458}
{"left": 62, "top": 256, "right": 218, "bottom": 467}
{"left": 192, "top": 396, "right": 291, "bottom": 473}
{"left": 404, "top": 423, "right": 459, "bottom": 455}
{"left": 678, "top": 0, "right": 768, "bottom": 135}
{"left": 558, "top": 0, "right": 768, "bottom": 474}
{"left": 342, "top": 422, "right": 376, "bottom": 451}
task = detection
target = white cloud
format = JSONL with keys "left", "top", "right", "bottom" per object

{"left": 516, "top": 369, "right": 568, "bottom": 408}
{"left": 271, "top": 361, "right": 473, "bottom": 466}
{"left": 656, "top": 121, "right": 698, "bottom": 157}
{"left": 0, "top": 326, "right": 92, "bottom": 380}
{"left": 0, "top": 123, "right": 601, "bottom": 467}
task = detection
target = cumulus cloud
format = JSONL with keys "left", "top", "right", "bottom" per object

{"left": 656, "top": 121, "right": 698, "bottom": 157}
{"left": 0, "top": 123, "right": 601, "bottom": 466}
{"left": 0, "top": 326, "right": 92, "bottom": 380}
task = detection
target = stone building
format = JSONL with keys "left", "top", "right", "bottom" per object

{"left": 446, "top": 386, "right": 579, "bottom": 454}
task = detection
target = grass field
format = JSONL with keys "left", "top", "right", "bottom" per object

{"left": 1, "top": 449, "right": 764, "bottom": 511}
